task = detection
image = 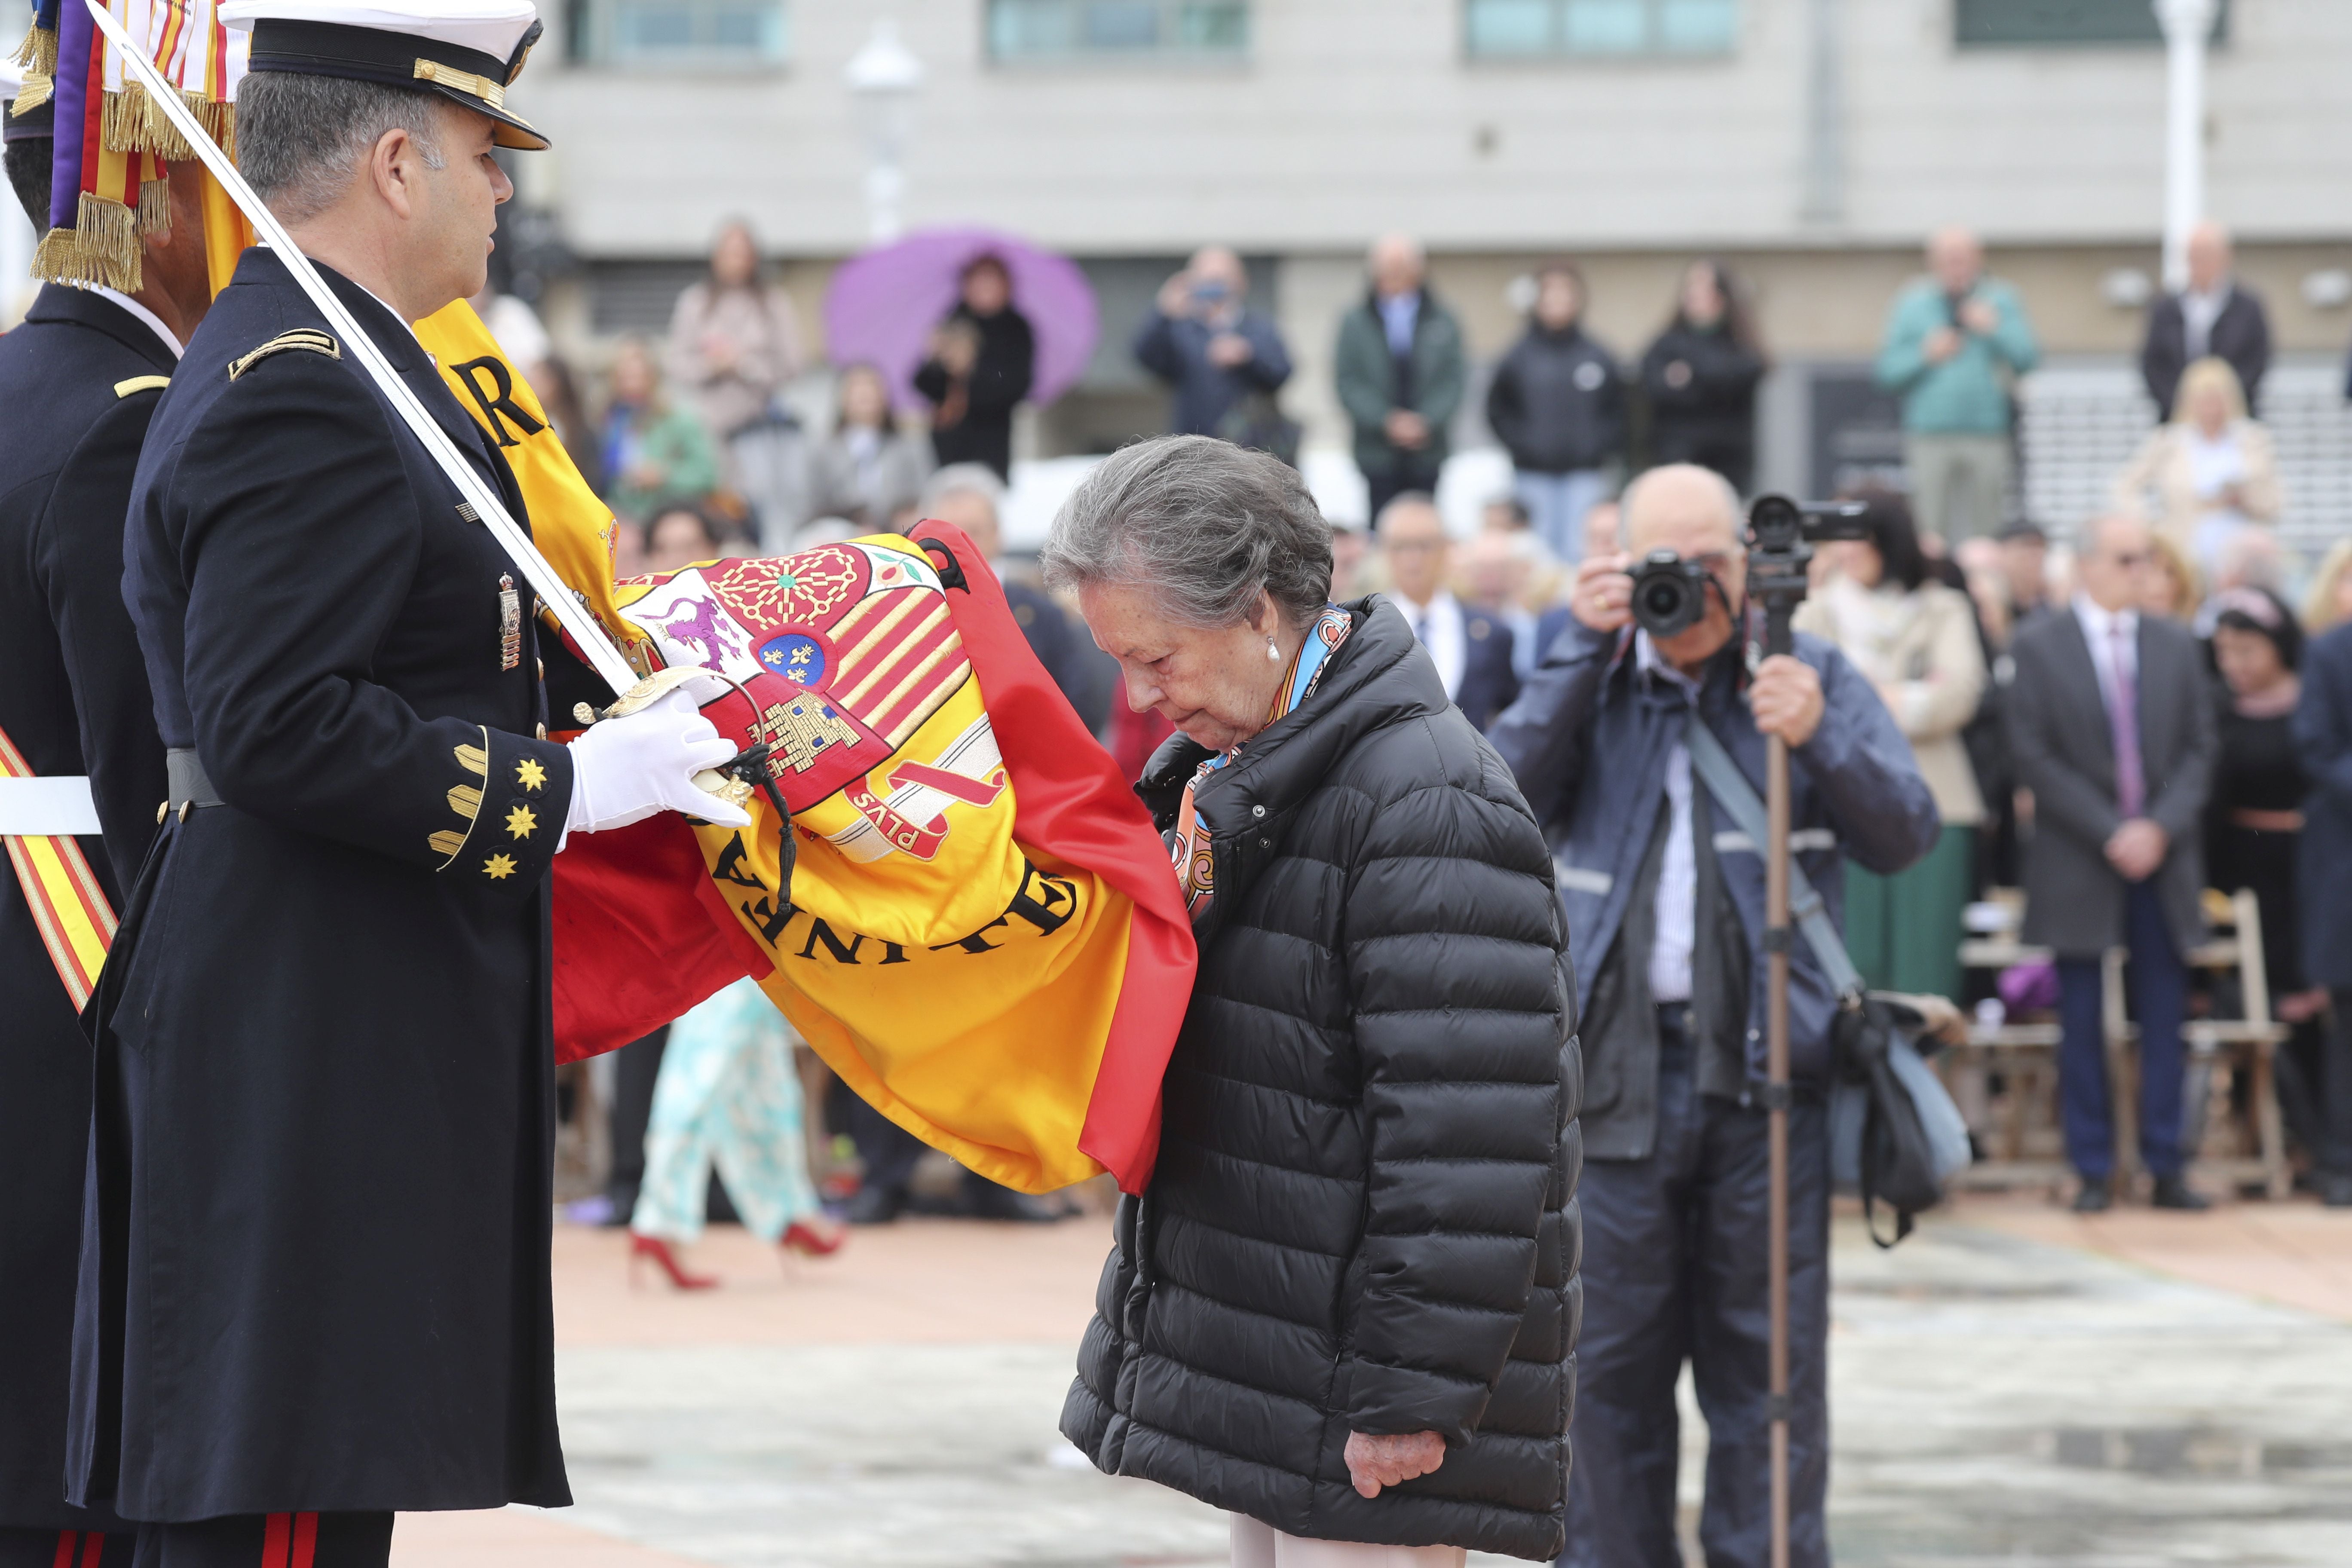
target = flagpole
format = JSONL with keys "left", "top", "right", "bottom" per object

{"left": 82, "top": 0, "right": 639, "bottom": 698}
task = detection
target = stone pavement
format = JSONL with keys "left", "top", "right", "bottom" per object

{"left": 389, "top": 1198, "right": 2352, "bottom": 1568}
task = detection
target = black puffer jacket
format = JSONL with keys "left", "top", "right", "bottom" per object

{"left": 1063, "top": 599, "right": 1582, "bottom": 1561}
{"left": 1485, "top": 323, "right": 1626, "bottom": 475}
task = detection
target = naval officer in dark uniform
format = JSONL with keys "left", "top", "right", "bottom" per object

{"left": 0, "top": 83, "right": 213, "bottom": 1568}
{"left": 69, "top": 5, "right": 747, "bottom": 1563}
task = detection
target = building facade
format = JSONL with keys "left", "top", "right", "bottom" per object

{"left": 11, "top": 2, "right": 2341, "bottom": 531}
{"left": 519, "top": 0, "right": 2352, "bottom": 534}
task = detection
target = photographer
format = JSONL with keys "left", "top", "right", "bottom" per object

{"left": 1874, "top": 226, "right": 2040, "bottom": 544}
{"left": 1132, "top": 245, "right": 1293, "bottom": 439}
{"left": 1488, "top": 465, "right": 1938, "bottom": 1568}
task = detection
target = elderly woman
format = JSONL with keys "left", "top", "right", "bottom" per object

{"left": 1043, "top": 436, "right": 1579, "bottom": 1566}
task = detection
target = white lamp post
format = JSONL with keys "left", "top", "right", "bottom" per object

{"left": 2155, "top": 0, "right": 2218, "bottom": 292}
{"left": 845, "top": 19, "right": 923, "bottom": 247}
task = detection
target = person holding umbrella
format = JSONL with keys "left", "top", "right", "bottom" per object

{"left": 914, "top": 253, "right": 1035, "bottom": 482}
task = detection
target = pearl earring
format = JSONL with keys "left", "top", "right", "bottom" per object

{"left": 1266, "top": 637, "right": 1280, "bottom": 663}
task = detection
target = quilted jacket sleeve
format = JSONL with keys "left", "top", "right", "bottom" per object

{"left": 1342, "top": 730, "right": 1573, "bottom": 1447}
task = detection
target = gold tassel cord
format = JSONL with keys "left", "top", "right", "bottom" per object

{"left": 8, "top": 24, "right": 54, "bottom": 114}
{"left": 11, "top": 21, "right": 56, "bottom": 74}
{"left": 101, "top": 80, "right": 198, "bottom": 161}
{"left": 136, "top": 175, "right": 168, "bottom": 234}
{"left": 31, "top": 193, "right": 143, "bottom": 294}
{"left": 186, "top": 90, "right": 233, "bottom": 156}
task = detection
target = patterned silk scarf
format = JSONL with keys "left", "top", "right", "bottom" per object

{"left": 1169, "top": 604, "right": 1354, "bottom": 920}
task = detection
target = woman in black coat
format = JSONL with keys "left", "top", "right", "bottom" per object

{"left": 913, "top": 255, "right": 1035, "bottom": 482}
{"left": 1638, "top": 260, "right": 1766, "bottom": 494}
{"left": 1041, "top": 436, "right": 1581, "bottom": 1565}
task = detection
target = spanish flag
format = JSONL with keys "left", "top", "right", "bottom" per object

{"left": 409, "top": 303, "right": 1196, "bottom": 1197}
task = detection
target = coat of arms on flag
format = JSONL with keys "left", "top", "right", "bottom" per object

{"left": 553, "top": 526, "right": 1197, "bottom": 1196}
{"left": 401, "top": 300, "right": 1192, "bottom": 1197}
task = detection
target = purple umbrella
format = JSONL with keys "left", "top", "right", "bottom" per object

{"left": 823, "top": 227, "right": 1100, "bottom": 411}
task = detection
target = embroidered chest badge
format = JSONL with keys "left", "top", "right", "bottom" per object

{"left": 498, "top": 574, "right": 522, "bottom": 671}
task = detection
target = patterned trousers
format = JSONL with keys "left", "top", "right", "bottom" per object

{"left": 629, "top": 978, "right": 820, "bottom": 1243}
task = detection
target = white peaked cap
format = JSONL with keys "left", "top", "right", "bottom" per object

{"left": 220, "top": 0, "right": 541, "bottom": 64}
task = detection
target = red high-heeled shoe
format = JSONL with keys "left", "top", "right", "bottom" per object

{"left": 781, "top": 1216, "right": 846, "bottom": 1259}
{"left": 629, "top": 1233, "right": 719, "bottom": 1290}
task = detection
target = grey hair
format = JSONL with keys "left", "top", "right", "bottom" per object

{"left": 919, "top": 461, "right": 1006, "bottom": 514}
{"left": 1040, "top": 435, "right": 1333, "bottom": 631}
{"left": 237, "top": 73, "right": 447, "bottom": 225}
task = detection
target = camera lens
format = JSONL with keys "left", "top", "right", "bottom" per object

{"left": 1629, "top": 551, "right": 1706, "bottom": 640}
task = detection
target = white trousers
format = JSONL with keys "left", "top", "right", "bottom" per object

{"left": 1229, "top": 1515, "right": 1466, "bottom": 1568}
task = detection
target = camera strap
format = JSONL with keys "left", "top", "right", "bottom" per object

{"left": 1681, "top": 713, "right": 1867, "bottom": 1007}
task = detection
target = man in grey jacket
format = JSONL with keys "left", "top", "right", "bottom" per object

{"left": 2006, "top": 514, "right": 2218, "bottom": 1212}
{"left": 1491, "top": 465, "right": 1938, "bottom": 1568}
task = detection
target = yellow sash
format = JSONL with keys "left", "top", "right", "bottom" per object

{"left": 0, "top": 723, "right": 116, "bottom": 1010}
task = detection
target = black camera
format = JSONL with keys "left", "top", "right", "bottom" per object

{"left": 1625, "top": 495, "right": 1870, "bottom": 649}
{"left": 1628, "top": 550, "right": 1717, "bottom": 640}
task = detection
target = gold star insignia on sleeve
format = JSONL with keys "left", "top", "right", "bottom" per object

{"left": 484, "top": 853, "right": 517, "bottom": 879}
{"left": 516, "top": 757, "right": 548, "bottom": 791}
{"left": 505, "top": 804, "right": 539, "bottom": 839}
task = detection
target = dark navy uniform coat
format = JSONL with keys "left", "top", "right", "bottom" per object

{"left": 70, "top": 249, "right": 579, "bottom": 1521}
{"left": 0, "top": 285, "right": 174, "bottom": 1534}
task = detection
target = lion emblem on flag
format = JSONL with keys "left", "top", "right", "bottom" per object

{"left": 616, "top": 538, "right": 999, "bottom": 867}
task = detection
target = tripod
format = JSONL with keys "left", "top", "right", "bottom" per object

{"left": 1741, "top": 501, "right": 1834, "bottom": 1568}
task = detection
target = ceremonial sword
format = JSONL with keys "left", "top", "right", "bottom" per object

{"left": 83, "top": 0, "right": 641, "bottom": 698}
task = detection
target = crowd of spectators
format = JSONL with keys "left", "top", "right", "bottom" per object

{"left": 525, "top": 210, "right": 2352, "bottom": 1258}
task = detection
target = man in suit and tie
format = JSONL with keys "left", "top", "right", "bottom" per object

{"left": 1377, "top": 493, "right": 1519, "bottom": 730}
{"left": 2141, "top": 221, "right": 2272, "bottom": 421}
{"left": 2006, "top": 514, "right": 2219, "bottom": 1212}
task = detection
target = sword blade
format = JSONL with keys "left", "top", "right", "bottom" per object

{"left": 82, "top": 0, "right": 638, "bottom": 697}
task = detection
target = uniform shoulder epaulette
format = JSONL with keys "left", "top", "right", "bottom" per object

{"left": 114, "top": 374, "right": 171, "bottom": 398}
{"left": 227, "top": 330, "right": 342, "bottom": 382}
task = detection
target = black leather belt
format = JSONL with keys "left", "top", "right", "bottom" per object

{"left": 165, "top": 747, "right": 224, "bottom": 812}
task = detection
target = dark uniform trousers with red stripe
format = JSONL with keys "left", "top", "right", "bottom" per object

{"left": 0, "top": 1528, "right": 132, "bottom": 1568}
{"left": 131, "top": 1514, "right": 390, "bottom": 1568}
{"left": 0, "top": 1514, "right": 391, "bottom": 1568}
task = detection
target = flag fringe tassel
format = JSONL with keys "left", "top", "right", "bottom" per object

{"left": 32, "top": 193, "right": 142, "bottom": 293}
{"left": 11, "top": 21, "right": 55, "bottom": 74}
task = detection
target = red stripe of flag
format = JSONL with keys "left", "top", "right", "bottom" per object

{"left": 77, "top": 1532, "right": 104, "bottom": 1568}
{"left": 861, "top": 634, "right": 970, "bottom": 735}
{"left": 51, "top": 1531, "right": 78, "bottom": 1568}
{"left": 910, "top": 521, "right": 1197, "bottom": 1193}
{"left": 289, "top": 1513, "right": 318, "bottom": 1568}
{"left": 830, "top": 601, "right": 950, "bottom": 694}
{"left": 261, "top": 1513, "right": 291, "bottom": 1568}
{"left": 887, "top": 761, "right": 1005, "bottom": 808}
{"left": 869, "top": 662, "right": 970, "bottom": 743}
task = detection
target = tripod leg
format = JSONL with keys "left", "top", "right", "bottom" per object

{"left": 1765, "top": 733, "right": 1792, "bottom": 1568}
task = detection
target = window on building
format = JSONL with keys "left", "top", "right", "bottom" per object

{"left": 567, "top": 0, "right": 790, "bottom": 67}
{"left": 987, "top": 0, "right": 1249, "bottom": 61}
{"left": 1465, "top": 0, "right": 1739, "bottom": 58}
{"left": 1955, "top": 0, "right": 2227, "bottom": 47}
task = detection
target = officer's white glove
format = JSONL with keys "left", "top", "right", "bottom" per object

{"left": 564, "top": 685, "right": 752, "bottom": 837}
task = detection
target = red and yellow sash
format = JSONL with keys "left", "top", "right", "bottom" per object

{"left": 0, "top": 723, "right": 117, "bottom": 1010}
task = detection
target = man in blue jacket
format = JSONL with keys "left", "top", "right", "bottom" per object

{"left": 1132, "top": 245, "right": 1292, "bottom": 439}
{"left": 1490, "top": 464, "right": 1938, "bottom": 1568}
